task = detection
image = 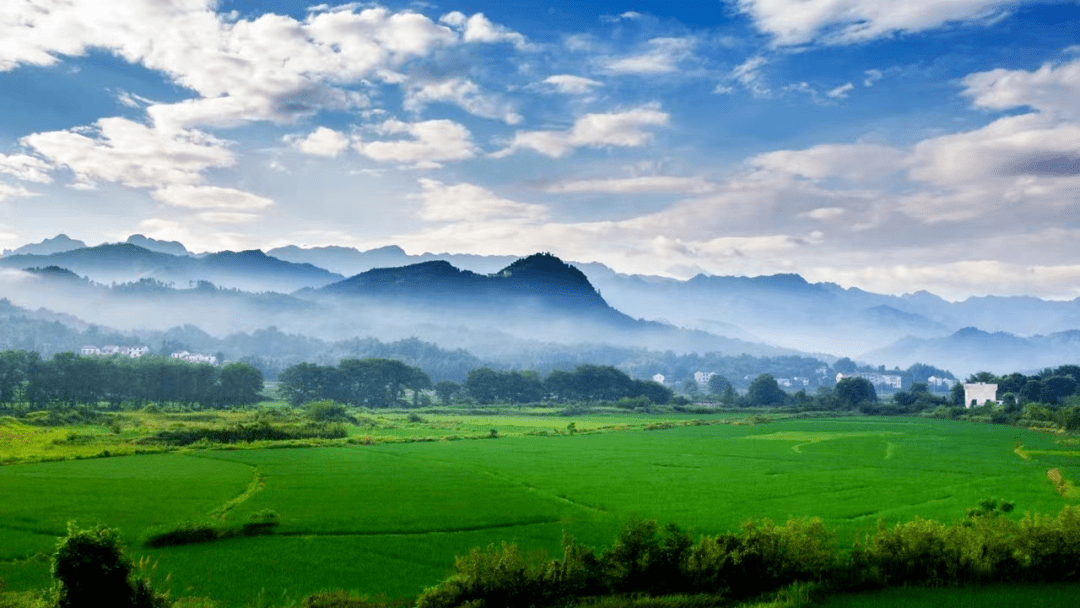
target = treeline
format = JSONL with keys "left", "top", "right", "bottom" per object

{"left": 410, "top": 501, "right": 1080, "bottom": 608}
{"left": 463, "top": 365, "right": 674, "bottom": 405}
{"left": 0, "top": 350, "right": 263, "bottom": 410}
{"left": 277, "top": 361, "right": 674, "bottom": 407}
{"left": 278, "top": 358, "right": 433, "bottom": 407}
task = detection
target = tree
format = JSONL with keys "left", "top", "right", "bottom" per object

{"left": 434, "top": 380, "right": 460, "bottom": 405}
{"left": 745, "top": 374, "right": 787, "bottom": 407}
{"left": 465, "top": 367, "right": 502, "bottom": 404}
{"left": 277, "top": 362, "right": 334, "bottom": 406}
{"left": 52, "top": 523, "right": 169, "bottom": 608}
{"left": 835, "top": 377, "right": 877, "bottom": 409}
{"left": 707, "top": 374, "right": 733, "bottom": 397}
{"left": 832, "top": 357, "right": 857, "bottom": 374}
{"left": 217, "top": 362, "right": 263, "bottom": 406}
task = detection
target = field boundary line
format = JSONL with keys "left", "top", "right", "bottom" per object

{"left": 209, "top": 466, "right": 265, "bottom": 520}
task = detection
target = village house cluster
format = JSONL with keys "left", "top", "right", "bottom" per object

{"left": 170, "top": 351, "right": 219, "bottom": 365}
{"left": 80, "top": 345, "right": 149, "bottom": 358}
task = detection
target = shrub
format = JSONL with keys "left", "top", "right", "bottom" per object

{"left": 52, "top": 523, "right": 169, "bottom": 608}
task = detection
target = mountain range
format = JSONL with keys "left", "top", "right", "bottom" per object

{"left": 3, "top": 235, "right": 1080, "bottom": 377}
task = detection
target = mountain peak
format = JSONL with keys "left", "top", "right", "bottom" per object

{"left": 9, "top": 234, "right": 87, "bottom": 257}
{"left": 125, "top": 234, "right": 189, "bottom": 256}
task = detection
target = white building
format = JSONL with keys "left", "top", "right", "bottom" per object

{"left": 694, "top": 371, "right": 716, "bottom": 386}
{"left": 963, "top": 382, "right": 999, "bottom": 408}
{"left": 80, "top": 345, "right": 147, "bottom": 358}
{"left": 652, "top": 373, "right": 666, "bottom": 385}
{"left": 171, "top": 351, "right": 218, "bottom": 365}
{"left": 836, "top": 372, "right": 903, "bottom": 389}
{"left": 927, "top": 376, "right": 956, "bottom": 389}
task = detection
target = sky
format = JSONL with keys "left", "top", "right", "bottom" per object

{"left": 0, "top": 0, "right": 1078, "bottom": 300}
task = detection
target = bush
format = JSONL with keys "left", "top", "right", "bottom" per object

{"left": 52, "top": 523, "right": 169, "bottom": 608}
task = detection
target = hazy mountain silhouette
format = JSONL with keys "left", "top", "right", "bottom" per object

{"left": 862, "top": 327, "right": 1080, "bottom": 377}
{"left": 125, "top": 234, "right": 190, "bottom": 256}
{"left": 4, "top": 234, "right": 87, "bottom": 256}
{"left": 267, "top": 244, "right": 516, "bottom": 275}
{"left": 313, "top": 253, "right": 799, "bottom": 357}
{"left": 0, "top": 244, "right": 342, "bottom": 293}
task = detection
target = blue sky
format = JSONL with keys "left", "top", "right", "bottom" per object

{"left": 1, "top": 0, "right": 1078, "bottom": 299}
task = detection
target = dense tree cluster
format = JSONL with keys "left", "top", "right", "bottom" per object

{"left": 463, "top": 364, "right": 673, "bottom": 405}
{"left": 0, "top": 350, "right": 262, "bottom": 410}
{"left": 933, "top": 365, "right": 1080, "bottom": 430}
{"left": 277, "top": 358, "right": 432, "bottom": 407}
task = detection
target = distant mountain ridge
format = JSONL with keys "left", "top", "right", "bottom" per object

{"left": 6, "top": 235, "right": 1080, "bottom": 375}
{"left": 0, "top": 243, "right": 343, "bottom": 293}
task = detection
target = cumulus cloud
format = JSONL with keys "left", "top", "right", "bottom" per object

{"left": 0, "top": 153, "right": 53, "bottom": 183}
{"left": 961, "top": 57, "right": 1080, "bottom": 119}
{"left": 439, "top": 12, "right": 530, "bottom": 49}
{"left": 404, "top": 78, "right": 521, "bottom": 124}
{"left": 543, "top": 75, "right": 604, "bottom": 95}
{"left": 354, "top": 119, "right": 478, "bottom": 167}
{"left": 495, "top": 107, "right": 669, "bottom": 158}
{"left": 152, "top": 185, "right": 274, "bottom": 211}
{"left": 604, "top": 37, "right": 697, "bottom": 75}
{"left": 908, "top": 114, "right": 1080, "bottom": 186}
{"left": 0, "top": 2, "right": 479, "bottom": 129}
{"left": 415, "top": 179, "right": 547, "bottom": 222}
{"left": 21, "top": 117, "right": 234, "bottom": 189}
{"left": 735, "top": 0, "right": 1031, "bottom": 46}
{"left": 750, "top": 143, "right": 906, "bottom": 181}
{"left": 293, "top": 127, "right": 351, "bottom": 157}
{"left": 546, "top": 176, "right": 714, "bottom": 194}
{"left": 0, "top": 183, "right": 37, "bottom": 202}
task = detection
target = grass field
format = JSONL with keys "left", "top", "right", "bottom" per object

{"left": 2, "top": 413, "right": 1079, "bottom": 606}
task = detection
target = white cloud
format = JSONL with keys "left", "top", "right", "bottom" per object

{"left": 546, "top": 176, "right": 714, "bottom": 194}
{"left": 195, "top": 211, "right": 261, "bottom": 224}
{"left": 0, "top": 153, "right": 53, "bottom": 183}
{"left": 750, "top": 143, "right": 906, "bottom": 181}
{"left": 717, "top": 56, "right": 770, "bottom": 97}
{"left": 736, "top": 0, "right": 1031, "bottom": 46}
{"left": 961, "top": 57, "right": 1080, "bottom": 119}
{"left": 293, "top": 127, "right": 351, "bottom": 157}
{"left": 440, "top": 12, "right": 530, "bottom": 49}
{"left": 543, "top": 75, "right": 604, "bottom": 95}
{"left": 415, "top": 179, "right": 547, "bottom": 222}
{"left": 495, "top": 107, "right": 669, "bottom": 158}
{"left": 800, "top": 207, "right": 847, "bottom": 220}
{"left": 152, "top": 185, "right": 274, "bottom": 211}
{"left": 864, "top": 69, "right": 884, "bottom": 86}
{"left": 354, "top": 119, "right": 477, "bottom": 167}
{"left": 826, "top": 82, "right": 855, "bottom": 99}
{"left": 0, "top": 183, "right": 37, "bottom": 202}
{"left": 604, "top": 37, "right": 696, "bottom": 75}
{"left": 0, "top": 2, "right": 463, "bottom": 129}
{"left": 21, "top": 117, "right": 234, "bottom": 189}
{"left": 404, "top": 78, "right": 522, "bottom": 124}
{"left": 908, "top": 114, "right": 1080, "bottom": 187}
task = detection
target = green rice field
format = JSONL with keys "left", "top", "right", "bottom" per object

{"left": 3, "top": 414, "right": 1080, "bottom": 606}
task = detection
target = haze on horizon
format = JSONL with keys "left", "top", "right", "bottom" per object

{"left": 1, "top": 0, "right": 1078, "bottom": 301}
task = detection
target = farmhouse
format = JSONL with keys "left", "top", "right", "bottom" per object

{"left": 963, "top": 382, "right": 999, "bottom": 408}
{"left": 836, "top": 372, "right": 902, "bottom": 389}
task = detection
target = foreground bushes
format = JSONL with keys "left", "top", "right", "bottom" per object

{"left": 415, "top": 505, "right": 1080, "bottom": 608}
